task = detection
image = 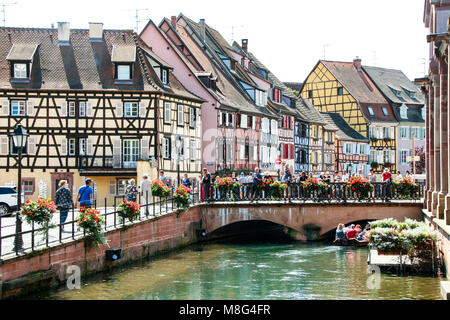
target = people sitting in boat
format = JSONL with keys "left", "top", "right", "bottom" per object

{"left": 334, "top": 224, "right": 347, "bottom": 244}
{"left": 346, "top": 224, "right": 357, "bottom": 240}
{"left": 357, "top": 224, "right": 371, "bottom": 242}
{"left": 354, "top": 224, "right": 363, "bottom": 235}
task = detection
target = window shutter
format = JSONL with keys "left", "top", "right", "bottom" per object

{"left": 139, "top": 101, "right": 147, "bottom": 118}
{"left": 141, "top": 137, "right": 149, "bottom": 160}
{"left": 230, "top": 114, "right": 235, "bottom": 127}
{"left": 116, "top": 102, "right": 124, "bottom": 118}
{"left": 253, "top": 145, "right": 258, "bottom": 161}
{"left": 60, "top": 101, "right": 67, "bottom": 117}
{"left": 377, "top": 151, "right": 384, "bottom": 164}
{"left": 219, "top": 111, "right": 223, "bottom": 126}
{"left": 87, "top": 137, "right": 94, "bottom": 156}
{"left": 252, "top": 116, "right": 256, "bottom": 130}
{"left": 343, "top": 143, "right": 347, "bottom": 155}
{"left": 108, "top": 180, "right": 117, "bottom": 196}
{"left": 356, "top": 144, "right": 361, "bottom": 155}
{"left": 28, "top": 137, "right": 36, "bottom": 155}
{"left": 60, "top": 138, "right": 67, "bottom": 156}
{"left": 390, "top": 150, "right": 395, "bottom": 163}
{"left": 26, "top": 100, "right": 35, "bottom": 116}
{"left": 290, "top": 144, "right": 295, "bottom": 160}
{"left": 0, "top": 136, "right": 9, "bottom": 155}
{"left": 389, "top": 127, "right": 395, "bottom": 139}
{"left": 218, "top": 140, "right": 224, "bottom": 162}
{"left": 86, "top": 102, "right": 94, "bottom": 117}
{"left": 241, "top": 114, "right": 247, "bottom": 129}
{"left": 240, "top": 144, "right": 245, "bottom": 160}
{"left": 171, "top": 135, "right": 177, "bottom": 160}
{"left": 112, "top": 139, "right": 122, "bottom": 168}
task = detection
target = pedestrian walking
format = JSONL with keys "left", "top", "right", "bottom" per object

{"left": 140, "top": 174, "right": 152, "bottom": 215}
{"left": 125, "top": 179, "right": 138, "bottom": 202}
{"left": 54, "top": 180, "right": 73, "bottom": 232}
{"left": 75, "top": 178, "right": 94, "bottom": 208}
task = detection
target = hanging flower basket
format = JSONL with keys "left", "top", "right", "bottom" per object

{"left": 151, "top": 180, "right": 171, "bottom": 198}
{"left": 214, "top": 177, "right": 233, "bottom": 191}
{"left": 21, "top": 198, "right": 57, "bottom": 225}
{"left": 302, "top": 178, "right": 328, "bottom": 193}
{"left": 392, "top": 177, "right": 420, "bottom": 199}
{"left": 270, "top": 181, "right": 288, "bottom": 200}
{"left": 346, "top": 176, "right": 373, "bottom": 200}
{"left": 77, "top": 207, "right": 107, "bottom": 247}
{"left": 173, "top": 185, "right": 191, "bottom": 212}
{"left": 118, "top": 201, "right": 141, "bottom": 222}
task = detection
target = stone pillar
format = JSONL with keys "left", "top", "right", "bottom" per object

{"left": 446, "top": 49, "right": 450, "bottom": 225}
{"left": 427, "top": 77, "right": 435, "bottom": 212}
{"left": 431, "top": 73, "right": 441, "bottom": 217}
{"left": 423, "top": 87, "right": 430, "bottom": 208}
{"left": 438, "top": 60, "right": 448, "bottom": 220}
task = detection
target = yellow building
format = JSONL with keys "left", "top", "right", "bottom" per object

{"left": 0, "top": 23, "right": 202, "bottom": 205}
{"left": 301, "top": 59, "right": 398, "bottom": 173}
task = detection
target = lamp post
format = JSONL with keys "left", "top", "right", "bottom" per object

{"left": 175, "top": 135, "right": 183, "bottom": 187}
{"left": 10, "top": 124, "right": 28, "bottom": 253}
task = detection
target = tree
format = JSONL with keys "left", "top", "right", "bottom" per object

{"left": 409, "top": 146, "right": 425, "bottom": 174}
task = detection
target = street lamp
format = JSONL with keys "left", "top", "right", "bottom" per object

{"left": 10, "top": 124, "right": 28, "bottom": 253}
{"left": 175, "top": 135, "right": 183, "bottom": 187}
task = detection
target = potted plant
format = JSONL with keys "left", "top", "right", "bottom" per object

{"left": 302, "top": 178, "right": 328, "bottom": 199}
{"left": 214, "top": 177, "right": 233, "bottom": 199}
{"left": 365, "top": 228, "right": 406, "bottom": 255}
{"left": 77, "top": 207, "right": 107, "bottom": 247}
{"left": 392, "top": 177, "right": 420, "bottom": 199}
{"left": 21, "top": 198, "right": 57, "bottom": 241}
{"left": 151, "top": 180, "right": 171, "bottom": 198}
{"left": 118, "top": 200, "right": 141, "bottom": 222}
{"left": 173, "top": 185, "right": 191, "bottom": 212}
{"left": 270, "top": 181, "right": 288, "bottom": 200}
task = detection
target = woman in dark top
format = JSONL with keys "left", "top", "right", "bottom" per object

{"left": 125, "top": 179, "right": 138, "bottom": 202}
{"left": 202, "top": 169, "right": 211, "bottom": 202}
{"left": 55, "top": 180, "right": 73, "bottom": 232}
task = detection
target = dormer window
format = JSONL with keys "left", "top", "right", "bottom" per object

{"left": 161, "top": 69, "right": 168, "bottom": 85}
{"left": 367, "top": 106, "right": 374, "bottom": 116}
{"left": 13, "top": 63, "right": 28, "bottom": 78}
{"left": 112, "top": 45, "right": 136, "bottom": 83}
{"left": 388, "top": 86, "right": 406, "bottom": 102}
{"left": 7, "top": 44, "right": 38, "bottom": 82}
{"left": 400, "top": 106, "right": 408, "bottom": 119}
{"left": 382, "top": 107, "right": 389, "bottom": 117}
{"left": 117, "top": 64, "right": 132, "bottom": 80}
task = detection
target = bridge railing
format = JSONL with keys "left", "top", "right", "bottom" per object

{"left": 199, "top": 182, "right": 425, "bottom": 203}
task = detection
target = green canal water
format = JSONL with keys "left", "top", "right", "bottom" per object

{"left": 35, "top": 241, "right": 442, "bottom": 300}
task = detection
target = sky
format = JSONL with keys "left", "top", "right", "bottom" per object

{"left": 1, "top": 0, "right": 428, "bottom": 82}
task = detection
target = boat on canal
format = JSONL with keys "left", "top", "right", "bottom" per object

{"left": 333, "top": 238, "right": 369, "bottom": 247}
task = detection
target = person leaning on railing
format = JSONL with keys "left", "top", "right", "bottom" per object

{"left": 250, "top": 168, "right": 263, "bottom": 203}
{"left": 201, "top": 168, "right": 212, "bottom": 202}
{"left": 281, "top": 165, "right": 293, "bottom": 203}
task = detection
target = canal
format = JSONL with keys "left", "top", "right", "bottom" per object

{"left": 29, "top": 225, "right": 443, "bottom": 300}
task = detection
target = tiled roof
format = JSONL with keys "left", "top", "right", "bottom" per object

{"left": 320, "top": 112, "right": 369, "bottom": 142}
{"left": 283, "top": 82, "right": 303, "bottom": 92}
{"left": 321, "top": 60, "right": 388, "bottom": 104}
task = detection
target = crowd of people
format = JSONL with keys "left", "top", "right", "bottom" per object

{"left": 334, "top": 223, "right": 371, "bottom": 245}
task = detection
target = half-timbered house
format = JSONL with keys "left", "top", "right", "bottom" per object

{"left": 0, "top": 23, "right": 202, "bottom": 201}
{"left": 320, "top": 112, "right": 370, "bottom": 175}
{"left": 300, "top": 59, "right": 399, "bottom": 173}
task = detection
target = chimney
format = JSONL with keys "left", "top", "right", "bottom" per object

{"left": 200, "top": 18, "right": 206, "bottom": 43}
{"left": 242, "top": 39, "right": 248, "bottom": 53}
{"left": 57, "top": 22, "right": 70, "bottom": 45}
{"left": 353, "top": 57, "right": 362, "bottom": 70}
{"left": 171, "top": 16, "right": 177, "bottom": 28}
{"left": 89, "top": 22, "right": 104, "bottom": 41}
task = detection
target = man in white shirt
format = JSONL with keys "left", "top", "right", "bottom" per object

{"left": 342, "top": 171, "right": 350, "bottom": 182}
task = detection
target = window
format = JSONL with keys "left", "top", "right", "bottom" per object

{"left": 122, "top": 140, "right": 139, "bottom": 168}
{"left": 400, "top": 106, "right": 408, "bottom": 119}
{"left": 228, "top": 113, "right": 234, "bottom": 127}
{"left": 255, "top": 90, "right": 267, "bottom": 106}
{"left": 369, "top": 150, "right": 376, "bottom": 163}
{"left": 301, "top": 124, "right": 307, "bottom": 138}
{"left": 124, "top": 102, "right": 138, "bottom": 118}
{"left": 189, "top": 108, "right": 196, "bottom": 128}
{"left": 400, "top": 150, "right": 412, "bottom": 164}
{"left": 326, "top": 132, "right": 333, "bottom": 143}
{"left": 367, "top": 106, "right": 374, "bottom": 116}
{"left": 117, "top": 64, "right": 131, "bottom": 80}
{"left": 68, "top": 101, "right": 76, "bottom": 117}
{"left": 399, "top": 127, "right": 409, "bottom": 139}
{"left": 337, "top": 87, "right": 343, "bottom": 96}
{"left": 273, "top": 88, "right": 281, "bottom": 103}
{"left": 359, "top": 144, "right": 368, "bottom": 155}
{"left": 11, "top": 101, "right": 26, "bottom": 116}
{"left": 79, "top": 139, "right": 87, "bottom": 156}
{"left": 308, "top": 90, "right": 313, "bottom": 99}
{"left": 23, "top": 179, "right": 34, "bottom": 195}
{"left": 382, "top": 107, "right": 389, "bottom": 116}
{"left": 345, "top": 143, "right": 353, "bottom": 154}
{"left": 177, "top": 105, "right": 184, "bottom": 126}
{"left": 161, "top": 69, "right": 168, "bottom": 84}
{"left": 13, "top": 63, "right": 28, "bottom": 79}
{"left": 163, "top": 137, "right": 171, "bottom": 159}
{"left": 116, "top": 179, "right": 128, "bottom": 196}
{"left": 164, "top": 102, "right": 171, "bottom": 124}
{"left": 421, "top": 108, "right": 426, "bottom": 120}
{"left": 190, "top": 140, "right": 196, "bottom": 161}
{"left": 68, "top": 139, "right": 76, "bottom": 156}
{"left": 403, "top": 88, "right": 418, "bottom": 101}
{"left": 240, "top": 114, "right": 248, "bottom": 129}
{"left": 79, "top": 102, "right": 86, "bottom": 117}
{"left": 326, "top": 153, "right": 332, "bottom": 164}
{"left": 389, "top": 87, "right": 405, "bottom": 101}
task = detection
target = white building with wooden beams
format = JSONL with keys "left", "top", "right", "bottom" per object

{"left": 0, "top": 22, "right": 202, "bottom": 202}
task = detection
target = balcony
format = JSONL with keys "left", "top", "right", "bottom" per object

{"left": 78, "top": 156, "right": 137, "bottom": 174}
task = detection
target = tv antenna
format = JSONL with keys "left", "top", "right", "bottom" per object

{"left": 224, "top": 25, "right": 244, "bottom": 42}
{"left": 0, "top": 1, "right": 17, "bottom": 27}
{"left": 126, "top": 8, "right": 150, "bottom": 33}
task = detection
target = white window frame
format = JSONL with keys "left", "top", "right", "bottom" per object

{"left": 79, "top": 139, "right": 87, "bottom": 156}
{"left": 122, "top": 139, "right": 140, "bottom": 168}
{"left": 11, "top": 100, "right": 26, "bottom": 116}
{"left": 177, "top": 104, "right": 184, "bottom": 126}
{"left": 161, "top": 69, "right": 168, "bottom": 84}
{"left": 68, "top": 101, "right": 76, "bottom": 117}
{"left": 124, "top": 102, "right": 139, "bottom": 118}
{"left": 117, "top": 64, "right": 131, "bottom": 80}
{"left": 399, "top": 127, "right": 409, "bottom": 140}
{"left": 13, "top": 63, "right": 27, "bottom": 79}
{"left": 164, "top": 102, "right": 171, "bottom": 124}
{"left": 163, "top": 137, "right": 171, "bottom": 159}
{"left": 189, "top": 107, "right": 196, "bottom": 128}
{"left": 400, "top": 106, "right": 408, "bottom": 119}
{"left": 241, "top": 114, "right": 248, "bottom": 129}
{"left": 79, "top": 102, "right": 86, "bottom": 117}
{"left": 190, "top": 139, "right": 196, "bottom": 161}
{"left": 68, "top": 139, "right": 76, "bottom": 156}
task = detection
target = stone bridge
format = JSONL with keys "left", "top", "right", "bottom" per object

{"left": 200, "top": 202, "right": 424, "bottom": 241}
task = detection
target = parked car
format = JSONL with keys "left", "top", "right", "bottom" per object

{"left": 0, "top": 186, "right": 25, "bottom": 217}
